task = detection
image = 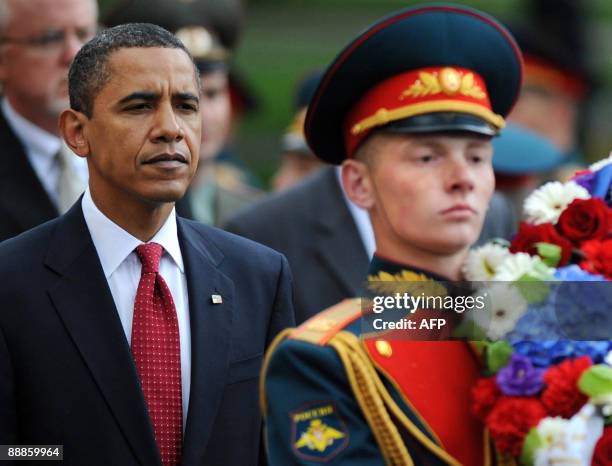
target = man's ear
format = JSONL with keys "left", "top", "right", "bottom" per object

{"left": 59, "top": 109, "right": 90, "bottom": 158}
{"left": 341, "top": 159, "right": 375, "bottom": 210}
{"left": 0, "top": 44, "right": 10, "bottom": 84}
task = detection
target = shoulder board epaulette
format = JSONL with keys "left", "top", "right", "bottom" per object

{"left": 289, "top": 298, "right": 363, "bottom": 345}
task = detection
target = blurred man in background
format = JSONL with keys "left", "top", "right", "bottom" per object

{"left": 272, "top": 70, "right": 325, "bottom": 192}
{"left": 176, "top": 25, "right": 262, "bottom": 225}
{"left": 508, "top": 0, "right": 591, "bottom": 164}
{"left": 0, "top": 0, "right": 97, "bottom": 241}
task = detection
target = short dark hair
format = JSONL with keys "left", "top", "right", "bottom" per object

{"left": 69, "top": 22, "right": 200, "bottom": 117}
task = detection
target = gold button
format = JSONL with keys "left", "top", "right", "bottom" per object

{"left": 439, "top": 67, "right": 461, "bottom": 95}
{"left": 375, "top": 340, "right": 393, "bottom": 357}
{"left": 306, "top": 318, "right": 336, "bottom": 332}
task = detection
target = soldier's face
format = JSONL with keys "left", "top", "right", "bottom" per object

{"left": 199, "top": 69, "right": 231, "bottom": 162}
{"left": 343, "top": 132, "right": 494, "bottom": 258}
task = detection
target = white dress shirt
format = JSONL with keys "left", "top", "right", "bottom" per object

{"left": 1, "top": 98, "right": 88, "bottom": 207}
{"left": 82, "top": 189, "right": 191, "bottom": 428}
{"left": 335, "top": 167, "right": 376, "bottom": 259}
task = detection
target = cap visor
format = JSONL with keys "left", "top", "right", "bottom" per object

{"left": 379, "top": 112, "right": 497, "bottom": 137}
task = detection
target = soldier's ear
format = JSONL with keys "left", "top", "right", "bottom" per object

{"left": 60, "top": 109, "right": 91, "bottom": 158}
{"left": 341, "top": 159, "right": 375, "bottom": 209}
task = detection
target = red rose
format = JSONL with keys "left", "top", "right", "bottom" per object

{"left": 486, "top": 397, "right": 546, "bottom": 456}
{"left": 472, "top": 377, "right": 500, "bottom": 421}
{"left": 510, "top": 223, "right": 573, "bottom": 266}
{"left": 557, "top": 198, "right": 611, "bottom": 245}
{"left": 541, "top": 356, "right": 591, "bottom": 418}
{"left": 592, "top": 426, "right": 612, "bottom": 466}
{"left": 580, "top": 239, "right": 612, "bottom": 279}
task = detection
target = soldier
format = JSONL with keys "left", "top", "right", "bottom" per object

{"left": 174, "top": 25, "right": 263, "bottom": 225}
{"left": 261, "top": 4, "right": 522, "bottom": 465}
{"left": 272, "top": 70, "right": 325, "bottom": 192}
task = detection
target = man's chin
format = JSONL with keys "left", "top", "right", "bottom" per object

{"left": 141, "top": 188, "right": 188, "bottom": 206}
{"left": 430, "top": 229, "right": 480, "bottom": 255}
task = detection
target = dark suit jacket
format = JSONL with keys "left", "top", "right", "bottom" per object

{"left": 225, "top": 167, "right": 368, "bottom": 324}
{"left": 224, "top": 167, "right": 517, "bottom": 324}
{"left": 0, "top": 107, "right": 193, "bottom": 241}
{"left": 0, "top": 201, "right": 294, "bottom": 466}
{"left": 0, "top": 108, "right": 59, "bottom": 241}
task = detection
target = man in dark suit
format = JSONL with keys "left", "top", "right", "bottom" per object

{"left": 0, "top": 0, "right": 97, "bottom": 241}
{"left": 225, "top": 167, "right": 516, "bottom": 323}
{"left": 0, "top": 23, "right": 294, "bottom": 466}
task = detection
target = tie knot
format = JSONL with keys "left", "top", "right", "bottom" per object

{"left": 136, "top": 242, "right": 163, "bottom": 273}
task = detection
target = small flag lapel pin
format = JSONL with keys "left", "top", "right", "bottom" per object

{"left": 211, "top": 294, "right": 223, "bottom": 304}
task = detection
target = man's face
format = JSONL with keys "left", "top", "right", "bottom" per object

{"left": 272, "top": 151, "right": 324, "bottom": 192}
{"left": 199, "top": 69, "right": 231, "bottom": 161}
{"left": 83, "top": 47, "right": 201, "bottom": 208}
{"left": 0, "top": 0, "right": 97, "bottom": 133}
{"left": 508, "top": 86, "right": 577, "bottom": 153}
{"left": 351, "top": 133, "right": 494, "bottom": 257}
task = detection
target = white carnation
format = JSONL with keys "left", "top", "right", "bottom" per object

{"left": 470, "top": 283, "right": 528, "bottom": 340}
{"left": 462, "top": 243, "right": 511, "bottom": 281}
{"left": 534, "top": 405, "right": 604, "bottom": 466}
{"left": 493, "top": 253, "right": 554, "bottom": 282}
{"left": 537, "top": 417, "right": 570, "bottom": 447}
{"left": 523, "top": 181, "right": 590, "bottom": 224}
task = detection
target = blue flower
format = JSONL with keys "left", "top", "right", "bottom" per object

{"left": 591, "top": 164, "right": 612, "bottom": 204}
{"left": 512, "top": 341, "right": 558, "bottom": 367}
{"left": 573, "top": 171, "right": 597, "bottom": 193}
{"left": 496, "top": 353, "right": 545, "bottom": 395}
{"left": 554, "top": 265, "right": 605, "bottom": 281}
{"left": 555, "top": 281, "right": 612, "bottom": 340}
{"left": 512, "top": 340, "right": 612, "bottom": 367}
{"left": 570, "top": 341, "right": 612, "bottom": 364}
{"left": 506, "top": 298, "right": 563, "bottom": 341}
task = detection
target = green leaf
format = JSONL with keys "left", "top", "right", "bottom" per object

{"left": 520, "top": 428, "right": 544, "bottom": 466}
{"left": 452, "top": 318, "right": 487, "bottom": 340}
{"left": 514, "top": 276, "right": 551, "bottom": 304}
{"left": 471, "top": 340, "right": 489, "bottom": 353}
{"left": 535, "top": 242, "right": 561, "bottom": 268}
{"left": 487, "top": 341, "right": 513, "bottom": 373}
{"left": 578, "top": 365, "right": 612, "bottom": 397}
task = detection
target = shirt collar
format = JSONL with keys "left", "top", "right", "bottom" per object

{"left": 1, "top": 98, "right": 61, "bottom": 159}
{"left": 81, "top": 188, "right": 184, "bottom": 278}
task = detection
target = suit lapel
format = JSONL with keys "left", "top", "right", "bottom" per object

{"left": 45, "top": 203, "right": 161, "bottom": 466}
{"left": 313, "top": 168, "right": 370, "bottom": 295}
{"left": 177, "top": 219, "right": 235, "bottom": 466}
{"left": 0, "top": 109, "right": 58, "bottom": 231}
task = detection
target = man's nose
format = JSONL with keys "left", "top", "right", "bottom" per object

{"left": 152, "top": 103, "right": 184, "bottom": 143}
{"left": 60, "top": 32, "right": 84, "bottom": 66}
{"left": 446, "top": 157, "right": 475, "bottom": 193}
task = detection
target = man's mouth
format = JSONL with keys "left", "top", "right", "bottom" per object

{"left": 143, "top": 153, "right": 188, "bottom": 168}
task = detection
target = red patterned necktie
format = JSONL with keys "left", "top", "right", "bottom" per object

{"left": 131, "top": 242, "right": 182, "bottom": 466}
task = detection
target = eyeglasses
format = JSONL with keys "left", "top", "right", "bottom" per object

{"left": 0, "top": 27, "right": 97, "bottom": 51}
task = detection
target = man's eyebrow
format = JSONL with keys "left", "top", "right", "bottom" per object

{"left": 174, "top": 92, "right": 200, "bottom": 103}
{"left": 411, "top": 139, "right": 443, "bottom": 150}
{"left": 117, "top": 92, "right": 158, "bottom": 105}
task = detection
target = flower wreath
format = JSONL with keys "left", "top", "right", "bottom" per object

{"left": 463, "top": 155, "right": 612, "bottom": 465}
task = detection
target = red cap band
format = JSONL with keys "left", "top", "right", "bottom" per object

{"left": 343, "top": 66, "right": 505, "bottom": 157}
